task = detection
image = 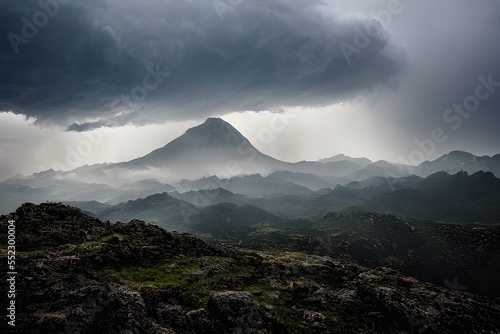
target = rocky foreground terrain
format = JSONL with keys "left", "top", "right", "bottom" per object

{"left": 1, "top": 203, "right": 500, "bottom": 333}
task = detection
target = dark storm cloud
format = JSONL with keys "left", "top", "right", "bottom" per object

{"left": 0, "top": 0, "right": 408, "bottom": 130}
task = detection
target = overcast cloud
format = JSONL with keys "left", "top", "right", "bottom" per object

{"left": 0, "top": 0, "right": 408, "bottom": 130}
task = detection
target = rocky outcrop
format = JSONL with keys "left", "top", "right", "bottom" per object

{"left": 208, "top": 291, "right": 286, "bottom": 333}
{"left": 1, "top": 203, "right": 499, "bottom": 333}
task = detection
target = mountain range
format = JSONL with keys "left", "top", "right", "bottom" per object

{"left": 1, "top": 117, "right": 500, "bottom": 215}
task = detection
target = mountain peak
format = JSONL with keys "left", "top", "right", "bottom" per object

{"left": 205, "top": 117, "right": 226, "bottom": 124}
{"left": 192, "top": 117, "right": 231, "bottom": 129}
{"left": 319, "top": 154, "right": 372, "bottom": 167}
{"left": 118, "top": 117, "right": 283, "bottom": 180}
{"left": 433, "top": 150, "right": 474, "bottom": 162}
{"left": 447, "top": 150, "right": 474, "bottom": 158}
{"left": 183, "top": 117, "right": 250, "bottom": 148}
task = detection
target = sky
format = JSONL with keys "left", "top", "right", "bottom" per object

{"left": 1, "top": 0, "right": 500, "bottom": 180}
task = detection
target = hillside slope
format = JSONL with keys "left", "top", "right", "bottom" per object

{"left": 1, "top": 203, "right": 500, "bottom": 333}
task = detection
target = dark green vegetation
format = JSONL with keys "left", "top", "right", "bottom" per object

{"left": 215, "top": 211, "right": 500, "bottom": 298}
{"left": 2, "top": 203, "right": 500, "bottom": 333}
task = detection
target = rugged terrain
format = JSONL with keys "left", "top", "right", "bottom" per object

{"left": 193, "top": 210, "right": 500, "bottom": 298}
{"left": 1, "top": 203, "right": 500, "bottom": 333}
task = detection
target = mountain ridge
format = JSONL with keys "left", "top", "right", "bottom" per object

{"left": 1, "top": 117, "right": 499, "bottom": 213}
{"left": 417, "top": 150, "right": 500, "bottom": 177}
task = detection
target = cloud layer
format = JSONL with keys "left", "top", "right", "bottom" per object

{"left": 0, "top": 0, "right": 408, "bottom": 130}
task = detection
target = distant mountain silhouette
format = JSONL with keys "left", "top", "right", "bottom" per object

{"left": 343, "top": 160, "right": 412, "bottom": 181}
{"left": 94, "top": 192, "right": 198, "bottom": 232}
{"left": 179, "top": 173, "right": 314, "bottom": 197}
{"left": 170, "top": 188, "right": 249, "bottom": 207}
{"left": 417, "top": 150, "right": 500, "bottom": 177}
{"left": 351, "top": 171, "right": 500, "bottom": 222}
{"left": 319, "top": 154, "right": 372, "bottom": 167}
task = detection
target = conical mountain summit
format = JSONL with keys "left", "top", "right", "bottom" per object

{"left": 117, "top": 118, "right": 284, "bottom": 179}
